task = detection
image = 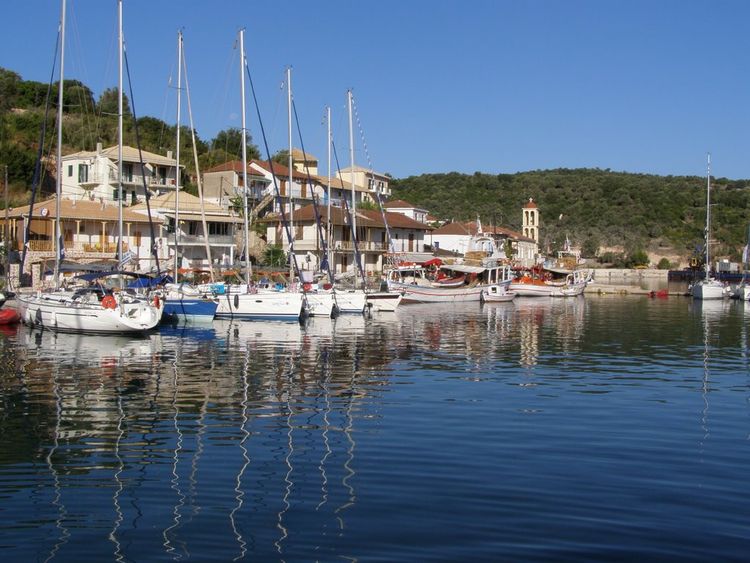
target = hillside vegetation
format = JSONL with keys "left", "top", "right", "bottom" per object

{"left": 2, "top": 67, "right": 749, "bottom": 264}
{"left": 391, "top": 169, "right": 750, "bottom": 263}
{"left": 0, "top": 67, "right": 260, "bottom": 203}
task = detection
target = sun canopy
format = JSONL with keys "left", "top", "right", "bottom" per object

{"left": 441, "top": 264, "right": 485, "bottom": 274}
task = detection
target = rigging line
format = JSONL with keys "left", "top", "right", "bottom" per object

{"left": 181, "top": 40, "right": 215, "bottom": 282}
{"left": 66, "top": 2, "right": 95, "bottom": 150}
{"left": 292, "top": 99, "right": 336, "bottom": 287}
{"left": 19, "top": 26, "right": 60, "bottom": 285}
{"left": 94, "top": 13, "right": 119, "bottom": 144}
{"left": 208, "top": 43, "right": 238, "bottom": 156}
{"left": 351, "top": 94, "right": 396, "bottom": 256}
{"left": 267, "top": 71, "right": 287, "bottom": 160}
{"left": 123, "top": 47, "right": 161, "bottom": 275}
{"left": 244, "top": 59, "right": 307, "bottom": 293}
{"left": 331, "top": 139, "right": 367, "bottom": 290}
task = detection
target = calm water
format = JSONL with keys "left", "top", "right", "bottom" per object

{"left": 1, "top": 296, "right": 750, "bottom": 561}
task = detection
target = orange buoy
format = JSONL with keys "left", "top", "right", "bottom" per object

{"left": 101, "top": 295, "right": 117, "bottom": 309}
{"left": 153, "top": 294, "right": 161, "bottom": 308}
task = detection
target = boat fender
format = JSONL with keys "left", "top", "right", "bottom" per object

{"left": 153, "top": 294, "right": 160, "bottom": 308}
{"left": 303, "top": 282, "right": 312, "bottom": 292}
{"left": 102, "top": 295, "right": 117, "bottom": 309}
{"left": 234, "top": 294, "right": 239, "bottom": 309}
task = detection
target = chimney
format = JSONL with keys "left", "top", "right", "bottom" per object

{"left": 96, "top": 142, "right": 102, "bottom": 155}
{"left": 167, "top": 150, "right": 173, "bottom": 160}
{"left": 100, "top": 197, "right": 105, "bottom": 210}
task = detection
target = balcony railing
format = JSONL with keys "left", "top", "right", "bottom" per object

{"left": 174, "top": 234, "right": 234, "bottom": 246}
{"left": 21, "top": 240, "right": 129, "bottom": 253}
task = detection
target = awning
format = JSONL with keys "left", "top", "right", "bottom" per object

{"left": 441, "top": 264, "right": 485, "bottom": 274}
{"left": 163, "top": 212, "right": 243, "bottom": 224}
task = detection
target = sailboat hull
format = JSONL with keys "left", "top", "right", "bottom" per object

{"left": 162, "top": 298, "right": 218, "bottom": 324}
{"left": 305, "top": 292, "right": 336, "bottom": 317}
{"left": 17, "top": 292, "right": 163, "bottom": 333}
{"left": 335, "top": 290, "right": 367, "bottom": 314}
{"left": 215, "top": 290, "right": 304, "bottom": 320}
{"left": 691, "top": 280, "right": 726, "bottom": 300}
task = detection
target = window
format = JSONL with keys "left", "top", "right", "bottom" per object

{"left": 78, "top": 164, "right": 89, "bottom": 183}
{"left": 295, "top": 225, "right": 303, "bottom": 240}
{"left": 67, "top": 165, "right": 73, "bottom": 177}
{"left": 123, "top": 163, "right": 133, "bottom": 183}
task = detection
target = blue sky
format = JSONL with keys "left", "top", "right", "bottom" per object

{"left": 2, "top": 0, "right": 750, "bottom": 180}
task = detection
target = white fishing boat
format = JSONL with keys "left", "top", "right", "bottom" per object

{"left": 388, "top": 262, "right": 512, "bottom": 304}
{"left": 481, "top": 284, "right": 516, "bottom": 303}
{"left": 366, "top": 291, "right": 402, "bottom": 312}
{"left": 691, "top": 154, "right": 728, "bottom": 300}
{"left": 17, "top": 0, "right": 162, "bottom": 333}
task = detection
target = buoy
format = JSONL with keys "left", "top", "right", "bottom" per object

{"left": 153, "top": 294, "right": 160, "bottom": 308}
{"left": 101, "top": 295, "right": 117, "bottom": 309}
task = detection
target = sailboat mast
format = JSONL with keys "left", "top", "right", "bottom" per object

{"left": 705, "top": 153, "right": 711, "bottom": 279}
{"left": 117, "top": 0, "right": 123, "bottom": 284}
{"left": 347, "top": 90, "right": 357, "bottom": 280}
{"left": 326, "top": 105, "right": 332, "bottom": 280}
{"left": 287, "top": 67, "right": 294, "bottom": 282}
{"left": 173, "top": 31, "right": 182, "bottom": 282}
{"left": 53, "top": 0, "right": 66, "bottom": 289}
{"left": 239, "top": 29, "right": 252, "bottom": 288}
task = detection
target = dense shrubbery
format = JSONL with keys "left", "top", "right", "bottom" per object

{"left": 392, "top": 168, "right": 750, "bottom": 260}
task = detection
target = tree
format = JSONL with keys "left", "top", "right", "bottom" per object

{"left": 97, "top": 87, "right": 131, "bottom": 116}
{"left": 271, "top": 149, "right": 289, "bottom": 166}
{"left": 211, "top": 128, "right": 259, "bottom": 161}
{"left": 657, "top": 257, "right": 671, "bottom": 270}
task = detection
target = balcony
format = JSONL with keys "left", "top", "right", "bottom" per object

{"left": 174, "top": 234, "right": 234, "bottom": 246}
{"left": 20, "top": 240, "right": 128, "bottom": 253}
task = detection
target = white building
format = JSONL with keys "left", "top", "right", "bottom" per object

{"left": 60, "top": 143, "right": 181, "bottom": 205}
{"left": 383, "top": 199, "right": 429, "bottom": 224}
{"left": 130, "top": 191, "right": 242, "bottom": 271}
{"left": 259, "top": 204, "right": 430, "bottom": 277}
{"left": 337, "top": 165, "right": 391, "bottom": 198}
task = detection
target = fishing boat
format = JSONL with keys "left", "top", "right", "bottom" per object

{"left": 17, "top": 0, "right": 163, "bottom": 333}
{"left": 509, "top": 267, "right": 590, "bottom": 298}
{"left": 388, "top": 261, "right": 512, "bottom": 304}
{"left": 481, "top": 284, "right": 516, "bottom": 303}
{"left": 691, "top": 154, "right": 728, "bottom": 300}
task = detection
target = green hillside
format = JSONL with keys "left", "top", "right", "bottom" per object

{"left": 391, "top": 169, "right": 750, "bottom": 262}
{"left": 0, "top": 66, "right": 260, "bottom": 204}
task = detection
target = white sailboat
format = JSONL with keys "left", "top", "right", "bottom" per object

{"left": 691, "top": 154, "right": 727, "bottom": 300}
{"left": 214, "top": 29, "right": 304, "bottom": 321}
{"left": 17, "top": 0, "right": 163, "bottom": 333}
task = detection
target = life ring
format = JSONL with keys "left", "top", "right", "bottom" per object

{"left": 101, "top": 295, "right": 117, "bottom": 309}
{"left": 302, "top": 282, "right": 312, "bottom": 292}
{"left": 153, "top": 294, "right": 160, "bottom": 308}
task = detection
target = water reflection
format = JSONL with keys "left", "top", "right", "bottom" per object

{"left": 3, "top": 299, "right": 750, "bottom": 560}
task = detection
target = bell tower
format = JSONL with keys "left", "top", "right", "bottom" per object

{"left": 522, "top": 198, "right": 539, "bottom": 243}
